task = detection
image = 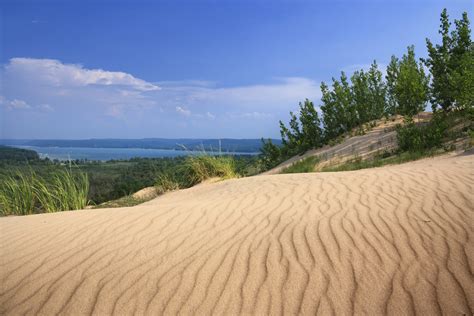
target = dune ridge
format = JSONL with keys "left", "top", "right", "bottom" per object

{"left": 1, "top": 153, "right": 473, "bottom": 315}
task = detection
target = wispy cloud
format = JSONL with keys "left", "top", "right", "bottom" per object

{"left": 175, "top": 106, "right": 191, "bottom": 117}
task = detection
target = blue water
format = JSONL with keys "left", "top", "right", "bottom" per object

{"left": 14, "top": 146, "right": 257, "bottom": 161}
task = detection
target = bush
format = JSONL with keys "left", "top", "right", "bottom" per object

{"left": 396, "top": 115, "right": 447, "bottom": 152}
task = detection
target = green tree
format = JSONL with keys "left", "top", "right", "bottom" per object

{"left": 425, "top": 9, "right": 473, "bottom": 111}
{"left": 385, "top": 55, "right": 399, "bottom": 115}
{"left": 386, "top": 46, "right": 429, "bottom": 117}
{"left": 279, "top": 111, "right": 302, "bottom": 156}
{"left": 366, "top": 61, "right": 387, "bottom": 120}
{"left": 320, "top": 81, "right": 339, "bottom": 140}
{"left": 351, "top": 61, "right": 387, "bottom": 124}
{"left": 320, "top": 72, "right": 355, "bottom": 140}
{"left": 259, "top": 138, "right": 281, "bottom": 170}
{"left": 298, "top": 99, "right": 323, "bottom": 150}
{"left": 351, "top": 69, "right": 370, "bottom": 124}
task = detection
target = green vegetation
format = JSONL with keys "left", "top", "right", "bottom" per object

{"left": 425, "top": 9, "right": 473, "bottom": 111}
{"left": 0, "top": 145, "right": 40, "bottom": 162}
{"left": 0, "top": 173, "right": 36, "bottom": 216}
{"left": 0, "top": 168, "right": 89, "bottom": 216}
{"left": 155, "top": 154, "right": 239, "bottom": 193}
{"left": 386, "top": 46, "right": 430, "bottom": 117}
{"left": 397, "top": 109, "right": 473, "bottom": 152}
{"left": 33, "top": 169, "right": 89, "bottom": 213}
{"left": 260, "top": 9, "right": 472, "bottom": 171}
{"left": 281, "top": 156, "right": 320, "bottom": 174}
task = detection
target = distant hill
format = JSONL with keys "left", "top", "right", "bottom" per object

{"left": 0, "top": 138, "right": 281, "bottom": 153}
{"left": 0, "top": 145, "right": 40, "bottom": 161}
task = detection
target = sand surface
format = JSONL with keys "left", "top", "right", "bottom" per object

{"left": 1, "top": 153, "right": 473, "bottom": 315}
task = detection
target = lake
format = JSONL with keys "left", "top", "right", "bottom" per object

{"left": 13, "top": 146, "right": 258, "bottom": 161}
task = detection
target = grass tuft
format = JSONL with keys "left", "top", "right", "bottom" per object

{"left": 0, "top": 168, "right": 89, "bottom": 216}
{"left": 155, "top": 153, "right": 238, "bottom": 193}
{"left": 34, "top": 169, "right": 89, "bottom": 212}
{"left": 281, "top": 156, "right": 320, "bottom": 173}
{"left": 0, "top": 173, "right": 36, "bottom": 216}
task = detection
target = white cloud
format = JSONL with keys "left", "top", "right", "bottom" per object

{"left": 0, "top": 98, "right": 32, "bottom": 110}
{"left": 0, "top": 97, "right": 55, "bottom": 112}
{"left": 5, "top": 58, "right": 160, "bottom": 91}
{"left": 175, "top": 106, "right": 191, "bottom": 117}
{"left": 10, "top": 99, "right": 31, "bottom": 109}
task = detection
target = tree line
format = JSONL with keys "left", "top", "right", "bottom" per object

{"left": 260, "top": 9, "right": 472, "bottom": 170}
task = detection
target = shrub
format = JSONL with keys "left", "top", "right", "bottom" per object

{"left": 396, "top": 115, "right": 447, "bottom": 152}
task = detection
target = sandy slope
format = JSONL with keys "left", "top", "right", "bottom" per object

{"left": 1, "top": 153, "right": 473, "bottom": 315}
{"left": 263, "top": 113, "right": 434, "bottom": 175}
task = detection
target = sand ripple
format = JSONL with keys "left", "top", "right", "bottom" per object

{"left": 1, "top": 154, "right": 473, "bottom": 315}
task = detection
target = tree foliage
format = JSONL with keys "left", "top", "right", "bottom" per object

{"left": 425, "top": 9, "right": 473, "bottom": 111}
{"left": 386, "top": 46, "right": 430, "bottom": 117}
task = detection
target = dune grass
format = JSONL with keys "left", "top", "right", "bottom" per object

{"left": 0, "top": 168, "right": 89, "bottom": 216}
{"left": 34, "top": 169, "right": 89, "bottom": 213}
{"left": 281, "top": 156, "right": 320, "bottom": 173}
{"left": 155, "top": 153, "right": 238, "bottom": 193}
{"left": 155, "top": 172, "right": 182, "bottom": 194}
{"left": 185, "top": 155, "right": 237, "bottom": 183}
{"left": 0, "top": 173, "right": 36, "bottom": 216}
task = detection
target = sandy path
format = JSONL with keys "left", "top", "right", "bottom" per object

{"left": 1, "top": 153, "right": 473, "bottom": 315}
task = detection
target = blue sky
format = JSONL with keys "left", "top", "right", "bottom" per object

{"left": 1, "top": 0, "right": 472, "bottom": 139}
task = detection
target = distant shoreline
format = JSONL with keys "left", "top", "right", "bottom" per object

{"left": 9, "top": 145, "right": 258, "bottom": 161}
{"left": 0, "top": 138, "right": 279, "bottom": 154}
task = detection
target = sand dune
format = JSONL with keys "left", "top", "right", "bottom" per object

{"left": 1, "top": 153, "right": 473, "bottom": 315}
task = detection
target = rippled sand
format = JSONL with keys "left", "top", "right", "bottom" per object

{"left": 1, "top": 153, "right": 473, "bottom": 315}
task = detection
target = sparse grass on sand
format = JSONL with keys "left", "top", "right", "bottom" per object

{"left": 281, "top": 156, "right": 320, "bottom": 173}
{"left": 93, "top": 195, "right": 148, "bottom": 209}
{"left": 320, "top": 150, "right": 440, "bottom": 172}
